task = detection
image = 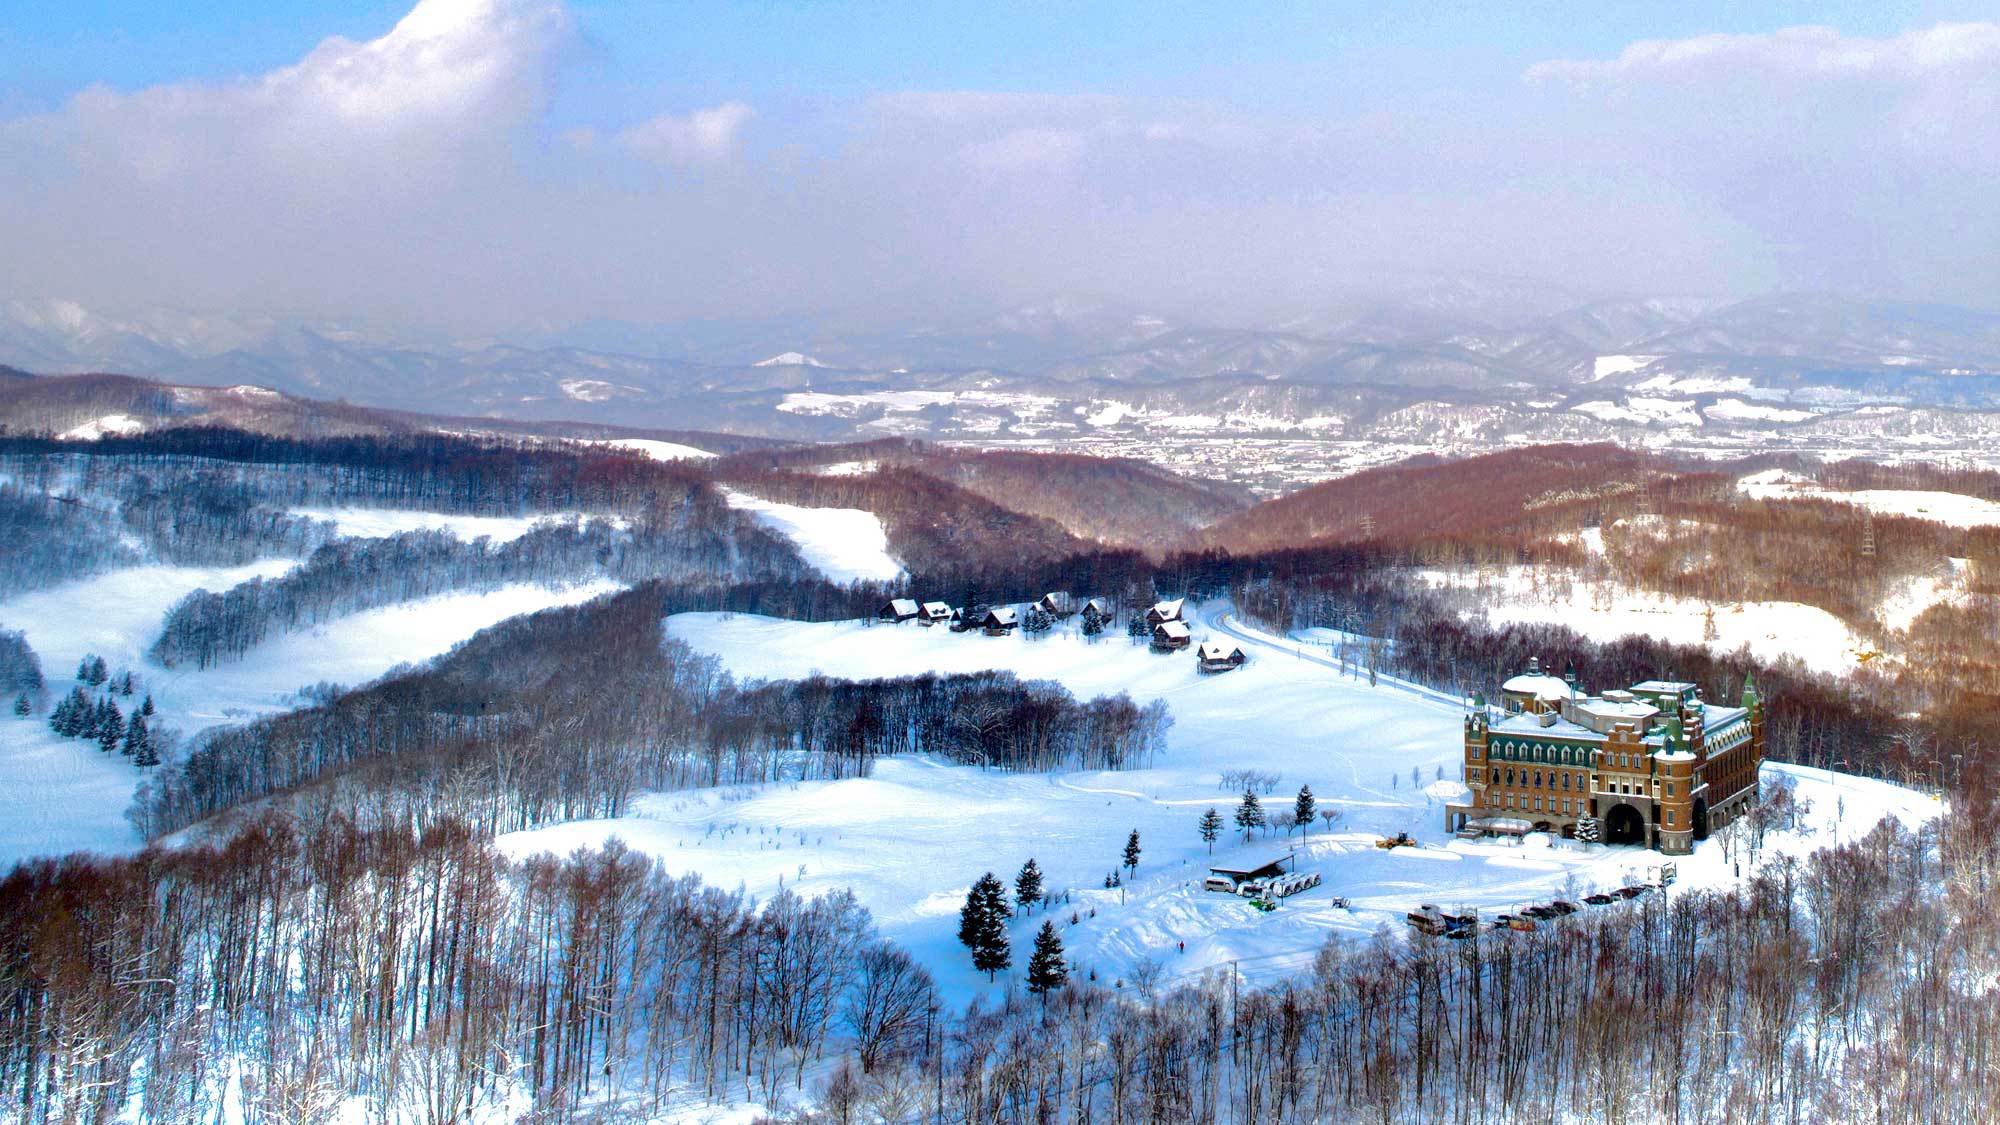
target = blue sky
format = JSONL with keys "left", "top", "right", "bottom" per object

{"left": 2, "top": 1, "right": 1998, "bottom": 330}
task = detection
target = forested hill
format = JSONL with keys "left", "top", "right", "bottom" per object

{"left": 0, "top": 370, "right": 778, "bottom": 453}
{"left": 715, "top": 437, "right": 1253, "bottom": 547}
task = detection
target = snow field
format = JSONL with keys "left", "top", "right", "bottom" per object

{"left": 0, "top": 561, "right": 622, "bottom": 867}
{"left": 289, "top": 506, "right": 609, "bottom": 543}
{"left": 584, "top": 437, "right": 717, "bottom": 462}
{"left": 1417, "top": 566, "right": 1876, "bottom": 676}
{"left": 720, "top": 488, "right": 905, "bottom": 583}
{"left": 1738, "top": 468, "right": 2000, "bottom": 528}
{"left": 500, "top": 609, "right": 1939, "bottom": 1001}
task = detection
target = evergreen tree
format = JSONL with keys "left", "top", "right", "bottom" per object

{"left": 1014, "top": 859, "right": 1044, "bottom": 915}
{"left": 117, "top": 671, "right": 134, "bottom": 697}
{"left": 140, "top": 695, "right": 155, "bottom": 719}
{"left": 11, "top": 694, "right": 28, "bottom": 718}
{"left": 1025, "top": 920, "right": 1068, "bottom": 998}
{"left": 1022, "top": 606, "right": 1054, "bottom": 635}
{"left": 1198, "top": 807, "right": 1223, "bottom": 854}
{"left": 87, "top": 657, "right": 108, "bottom": 687}
{"left": 1122, "top": 829, "right": 1142, "bottom": 874}
{"left": 1235, "top": 789, "right": 1265, "bottom": 840}
{"left": 134, "top": 729, "right": 162, "bottom": 768}
{"left": 1080, "top": 604, "right": 1106, "bottom": 637}
{"left": 964, "top": 874, "right": 1012, "bottom": 979}
{"left": 1294, "top": 785, "right": 1317, "bottom": 839}
{"left": 1126, "top": 614, "right": 1149, "bottom": 642}
{"left": 97, "top": 701, "right": 124, "bottom": 754}
{"left": 123, "top": 713, "right": 148, "bottom": 758}
{"left": 75, "top": 658, "right": 90, "bottom": 684}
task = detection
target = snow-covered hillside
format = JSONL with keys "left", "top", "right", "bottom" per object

{"left": 1738, "top": 468, "right": 2000, "bottom": 527}
{"left": 1417, "top": 566, "right": 1877, "bottom": 676}
{"left": 721, "top": 489, "right": 904, "bottom": 583}
{"left": 289, "top": 507, "right": 583, "bottom": 543}
{"left": 586, "top": 437, "right": 717, "bottom": 462}
{"left": 500, "top": 609, "right": 1937, "bottom": 1000}
{"left": 0, "top": 561, "right": 620, "bottom": 869}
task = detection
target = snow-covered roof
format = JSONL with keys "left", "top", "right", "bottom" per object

{"left": 1502, "top": 673, "right": 1575, "bottom": 701}
{"left": 1150, "top": 598, "right": 1185, "bottom": 619}
{"left": 1197, "top": 641, "right": 1244, "bottom": 661}
{"left": 920, "top": 601, "right": 952, "bottom": 616}
{"left": 1492, "top": 711, "right": 1600, "bottom": 739}
{"left": 883, "top": 598, "right": 919, "bottom": 616}
{"left": 1155, "top": 620, "right": 1192, "bottom": 640}
{"left": 1209, "top": 851, "right": 1293, "bottom": 876}
{"left": 1632, "top": 679, "right": 1697, "bottom": 693}
{"left": 983, "top": 607, "right": 1019, "bottom": 626}
{"left": 1083, "top": 597, "right": 1113, "bottom": 614}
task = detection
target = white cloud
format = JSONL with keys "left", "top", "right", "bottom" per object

{"left": 616, "top": 101, "right": 755, "bottom": 165}
{"left": 1528, "top": 22, "right": 2000, "bottom": 85}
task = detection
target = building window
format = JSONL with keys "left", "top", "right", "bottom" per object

{"left": 1667, "top": 811, "right": 1675, "bottom": 825}
{"left": 1666, "top": 783, "right": 1674, "bottom": 796}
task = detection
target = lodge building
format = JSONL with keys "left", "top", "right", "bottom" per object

{"left": 1443, "top": 658, "right": 1765, "bottom": 855}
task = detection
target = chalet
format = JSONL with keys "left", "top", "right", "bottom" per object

{"left": 1445, "top": 655, "right": 1767, "bottom": 855}
{"left": 919, "top": 601, "right": 953, "bottom": 625}
{"left": 878, "top": 598, "right": 920, "bottom": 623}
{"left": 980, "top": 607, "right": 1020, "bottom": 636}
{"left": 1152, "top": 619, "right": 1192, "bottom": 651}
{"left": 1146, "top": 598, "right": 1186, "bottom": 626}
{"left": 1196, "top": 640, "right": 1247, "bottom": 673}
{"left": 1082, "top": 597, "right": 1114, "bottom": 620}
{"left": 1037, "top": 592, "right": 1077, "bottom": 618}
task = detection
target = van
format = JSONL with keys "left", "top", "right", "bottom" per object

{"left": 1203, "top": 875, "right": 1239, "bottom": 894}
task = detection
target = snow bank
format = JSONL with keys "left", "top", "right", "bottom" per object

{"left": 721, "top": 489, "right": 904, "bottom": 583}
{"left": 58, "top": 413, "right": 147, "bottom": 440}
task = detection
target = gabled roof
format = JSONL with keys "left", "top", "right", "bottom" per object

{"left": 1083, "top": 596, "right": 1113, "bottom": 615}
{"left": 1197, "top": 640, "right": 1244, "bottom": 661}
{"left": 1149, "top": 598, "right": 1185, "bottom": 619}
{"left": 1155, "top": 620, "right": 1192, "bottom": 640}
{"left": 883, "top": 598, "right": 919, "bottom": 616}
{"left": 982, "top": 606, "right": 1019, "bottom": 626}
{"left": 920, "top": 601, "right": 952, "bottom": 616}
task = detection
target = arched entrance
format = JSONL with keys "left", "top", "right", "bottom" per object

{"left": 1604, "top": 803, "right": 1647, "bottom": 846}
{"left": 1692, "top": 797, "right": 1710, "bottom": 842}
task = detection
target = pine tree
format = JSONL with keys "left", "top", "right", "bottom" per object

{"left": 134, "top": 729, "right": 162, "bottom": 768}
{"left": 1126, "top": 614, "right": 1149, "bottom": 642}
{"left": 1023, "top": 606, "right": 1054, "bottom": 635}
{"left": 1294, "top": 785, "right": 1317, "bottom": 839}
{"left": 76, "top": 658, "right": 91, "bottom": 684}
{"left": 1015, "top": 859, "right": 1044, "bottom": 915}
{"left": 1122, "top": 829, "right": 1141, "bottom": 874}
{"left": 1081, "top": 604, "right": 1106, "bottom": 637}
{"left": 1235, "top": 789, "right": 1265, "bottom": 840}
{"left": 97, "top": 701, "right": 123, "bottom": 753}
{"left": 123, "top": 713, "right": 148, "bottom": 758}
{"left": 1198, "top": 807, "right": 1223, "bottom": 854}
{"left": 12, "top": 694, "right": 29, "bottom": 718}
{"left": 140, "top": 695, "right": 155, "bottom": 719}
{"left": 965, "top": 874, "right": 1012, "bottom": 979}
{"left": 1025, "top": 920, "right": 1068, "bottom": 998}
{"left": 117, "top": 671, "right": 134, "bottom": 696}
{"left": 87, "top": 657, "right": 108, "bottom": 687}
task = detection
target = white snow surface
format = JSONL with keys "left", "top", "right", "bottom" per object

{"left": 290, "top": 507, "right": 595, "bottom": 543}
{"left": 0, "top": 564, "right": 620, "bottom": 870}
{"left": 501, "top": 608, "right": 1938, "bottom": 1002}
{"left": 721, "top": 489, "right": 904, "bottom": 584}
{"left": 1417, "top": 567, "right": 1878, "bottom": 677}
{"left": 589, "top": 437, "right": 717, "bottom": 462}
{"left": 1737, "top": 469, "right": 2000, "bottom": 528}
{"left": 58, "top": 413, "right": 147, "bottom": 440}
{"left": 1591, "top": 355, "right": 1660, "bottom": 381}
{"left": 753, "top": 351, "right": 827, "bottom": 367}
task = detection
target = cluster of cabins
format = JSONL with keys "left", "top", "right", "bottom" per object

{"left": 875, "top": 592, "right": 1248, "bottom": 673}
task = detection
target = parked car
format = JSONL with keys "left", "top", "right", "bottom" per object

{"left": 1583, "top": 893, "right": 1616, "bottom": 907}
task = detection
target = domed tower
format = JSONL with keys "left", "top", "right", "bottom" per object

{"left": 1656, "top": 714, "right": 1697, "bottom": 856}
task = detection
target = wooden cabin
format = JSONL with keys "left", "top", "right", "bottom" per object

{"left": 1037, "top": 591, "right": 1077, "bottom": 618}
{"left": 919, "top": 601, "right": 953, "bottom": 625}
{"left": 1082, "top": 596, "right": 1114, "bottom": 621}
{"left": 878, "top": 598, "right": 920, "bottom": 623}
{"left": 980, "top": 607, "right": 1020, "bottom": 636}
{"left": 1152, "top": 619, "right": 1192, "bottom": 651}
{"left": 1146, "top": 598, "right": 1186, "bottom": 626}
{"left": 1196, "top": 640, "right": 1248, "bottom": 673}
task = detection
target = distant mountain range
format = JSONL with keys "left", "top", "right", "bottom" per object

{"left": 7, "top": 290, "right": 2000, "bottom": 456}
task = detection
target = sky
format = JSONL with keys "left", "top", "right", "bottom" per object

{"left": 2, "top": 0, "right": 1998, "bottom": 337}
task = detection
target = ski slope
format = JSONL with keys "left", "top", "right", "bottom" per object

{"left": 0, "top": 563, "right": 621, "bottom": 869}
{"left": 1738, "top": 469, "right": 2000, "bottom": 528}
{"left": 501, "top": 608, "right": 1939, "bottom": 1001}
{"left": 720, "top": 489, "right": 905, "bottom": 583}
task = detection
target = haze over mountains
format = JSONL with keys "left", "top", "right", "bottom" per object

{"left": 8, "top": 287, "right": 2000, "bottom": 444}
